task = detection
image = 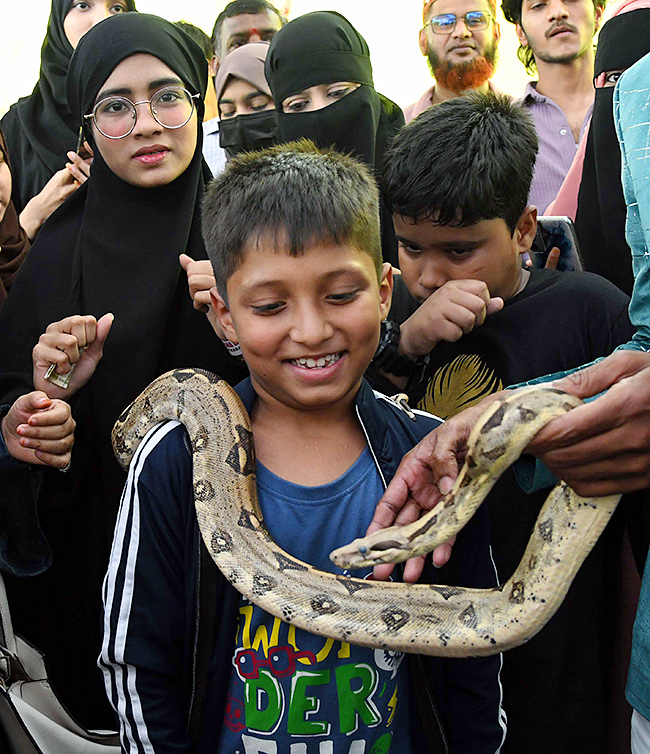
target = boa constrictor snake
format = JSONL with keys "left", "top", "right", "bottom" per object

{"left": 112, "top": 368, "right": 620, "bottom": 658}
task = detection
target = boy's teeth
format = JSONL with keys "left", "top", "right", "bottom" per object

{"left": 290, "top": 353, "right": 342, "bottom": 369}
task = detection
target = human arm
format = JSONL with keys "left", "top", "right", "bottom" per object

{"left": 371, "top": 347, "right": 650, "bottom": 551}
{"left": 18, "top": 151, "right": 92, "bottom": 240}
{"left": 32, "top": 313, "right": 113, "bottom": 400}
{"left": 0, "top": 392, "right": 74, "bottom": 469}
{"left": 100, "top": 423, "right": 194, "bottom": 753}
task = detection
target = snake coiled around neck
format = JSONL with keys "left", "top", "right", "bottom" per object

{"left": 112, "top": 369, "right": 620, "bottom": 658}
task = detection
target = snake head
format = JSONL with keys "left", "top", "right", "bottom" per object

{"left": 330, "top": 532, "right": 409, "bottom": 570}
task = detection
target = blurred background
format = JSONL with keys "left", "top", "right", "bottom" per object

{"left": 1, "top": 0, "right": 617, "bottom": 116}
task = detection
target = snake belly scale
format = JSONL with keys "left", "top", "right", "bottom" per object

{"left": 112, "top": 369, "right": 620, "bottom": 658}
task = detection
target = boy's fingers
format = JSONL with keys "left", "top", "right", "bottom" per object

{"left": 486, "top": 297, "right": 504, "bottom": 315}
{"left": 179, "top": 253, "right": 193, "bottom": 270}
{"left": 545, "top": 247, "right": 561, "bottom": 270}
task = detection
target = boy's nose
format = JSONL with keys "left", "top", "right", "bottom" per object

{"left": 290, "top": 305, "right": 334, "bottom": 345}
{"left": 418, "top": 262, "right": 448, "bottom": 292}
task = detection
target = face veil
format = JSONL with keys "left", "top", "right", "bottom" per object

{"left": 264, "top": 11, "right": 405, "bottom": 265}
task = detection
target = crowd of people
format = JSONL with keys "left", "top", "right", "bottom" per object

{"left": 0, "top": 0, "right": 649, "bottom": 752}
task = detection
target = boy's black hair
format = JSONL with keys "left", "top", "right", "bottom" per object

{"left": 501, "top": 0, "right": 605, "bottom": 74}
{"left": 211, "top": 0, "right": 286, "bottom": 57}
{"left": 174, "top": 21, "right": 213, "bottom": 61}
{"left": 382, "top": 93, "right": 538, "bottom": 235}
{"left": 202, "top": 140, "right": 382, "bottom": 298}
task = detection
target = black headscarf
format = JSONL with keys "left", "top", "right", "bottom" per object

{"left": 573, "top": 9, "right": 650, "bottom": 295}
{"left": 265, "top": 11, "right": 404, "bottom": 266}
{"left": 0, "top": 14, "right": 246, "bottom": 727}
{"left": 0, "top": 0, "right": 137, "bottom": 213}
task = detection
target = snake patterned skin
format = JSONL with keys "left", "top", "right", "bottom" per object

{"left": 112, "top": 369, "right": 620, "bottom": 658}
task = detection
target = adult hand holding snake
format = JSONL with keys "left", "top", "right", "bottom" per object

{"left": 369, "top": 349, "right": 650, "bottom": 582}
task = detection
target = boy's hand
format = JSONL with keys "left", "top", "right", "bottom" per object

{"left": 179, "top": 254, "right": 225, "bottom": 337}
{"left": 399, "top": 280, "right": 504, "bottom": 361}
{"left": 1, "top": 392, "right": 75, "bottom": 469}
{"left": 33, "top": 313, "right": 113, "bottom": 400}
{"left": 525, "top": 246, "right": 561, "bottom": 270}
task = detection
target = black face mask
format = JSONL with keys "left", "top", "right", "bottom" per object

{"left": 219, "top": 110, "right": 279, "bottom": 159}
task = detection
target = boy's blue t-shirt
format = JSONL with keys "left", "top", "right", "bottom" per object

{"left": 217, "top": 447, "right": 413, "bottom": 754}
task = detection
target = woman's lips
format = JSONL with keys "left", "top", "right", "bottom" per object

{"left": 132, "top": 146, "right": 169, "bottom": 165}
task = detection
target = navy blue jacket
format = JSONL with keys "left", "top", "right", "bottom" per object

{"left": 100, "top": 379, "right": 506, "bottom": 753}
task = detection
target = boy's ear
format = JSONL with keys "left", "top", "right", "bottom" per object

{"left": 514, "top": 205, "right": 538, "bottom": 255}
{"left": 379, "top": 263, "right": 394, "bottom": 321}
{"left": 209, "top": 287, "right": 238, "bottom": 343}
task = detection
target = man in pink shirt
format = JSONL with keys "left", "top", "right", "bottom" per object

{"left": 404, "top": 0, "right": 502, "bottom": 122}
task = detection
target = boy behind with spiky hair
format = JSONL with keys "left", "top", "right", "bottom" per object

{"left": 374, "top": 92, "right": 633, "bottom": 753}
{"left": 101, "top": 141, "right": 506, "bottom": 753}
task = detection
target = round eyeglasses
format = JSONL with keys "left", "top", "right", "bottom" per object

{"left": 425, "top": 10, "right": 493, "bottom": 34}
{"left": 84, "top": 86, "right": 200, "bottom": 139}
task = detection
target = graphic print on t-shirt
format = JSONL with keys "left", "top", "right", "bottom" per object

{"left": 418, "top": 353, "right": 503, "bottom": 419}
{"left": 217, "top": 448, "right": 412, "bottom": 753}
{"left": 219, "top": 595, "right": 410, "bottom": 753}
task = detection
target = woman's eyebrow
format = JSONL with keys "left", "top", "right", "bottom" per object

{"left": 95, "top": 77, "right": 184, "bottom": 101}
{"left": 244, "top": 90, "right": 269, "bottom": 103}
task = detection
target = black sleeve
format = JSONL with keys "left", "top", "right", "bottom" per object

{"left": 421, "top": 505, "right": 507, "bottom": 753}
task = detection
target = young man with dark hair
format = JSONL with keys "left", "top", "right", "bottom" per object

{"left": 373, "top": 92, "right": 634, "bottom": 752}
{"left": 405, "top": 0, "right": 502, "bottom": 122}
{"left": 101, "top": 141, "right": 506, "bottom": 753}
{"left": 203, "top": 0, "right": 285, "bottom": 175}
{"left": 501, "top": 0, "right": 605, "bottom": 211}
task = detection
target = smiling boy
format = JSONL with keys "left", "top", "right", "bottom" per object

{"left": 100, "top": 141, "right": 506, "bottom": 753}
{"left": 375, "top": 93, "right": 634, "bottom": 752}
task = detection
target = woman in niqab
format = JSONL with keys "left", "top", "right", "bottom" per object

{"left": 265, "top": 11, "right": 404, "bottom": 267}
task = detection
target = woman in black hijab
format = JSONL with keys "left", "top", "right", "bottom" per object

{"left": 573, "top": 7, "right": 650, "bottom": 296}
{"left": 265, "top": 11, "right": 404, "bottom": 267}
{"left": 1, "top": 0, "right": 136, "bottom": 215}
{"left": 0, "top": 12, "right": 245, "bottom": 728}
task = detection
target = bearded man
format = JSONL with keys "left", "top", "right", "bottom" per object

{"left": 404, "top": 0, "right": 501, "bottom": 122}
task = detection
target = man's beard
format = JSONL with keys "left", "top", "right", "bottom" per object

{"left": 427, "top": 42, "right": 497, "bottom": 93}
